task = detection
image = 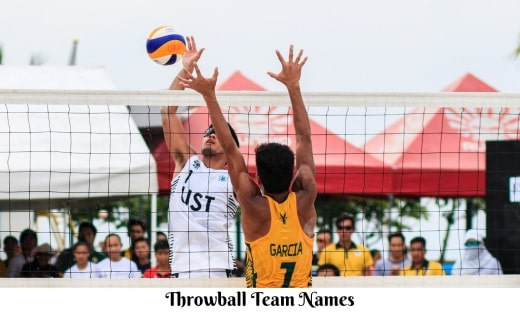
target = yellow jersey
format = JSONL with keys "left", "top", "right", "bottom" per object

{"left": 317, "top": 242, "right": 373, "bottom": 276}
{"left": 400, "top": 260, "right": 446, "bottom": 276}
{"left": 245, "top": 192, "right": 313, "bottom": 288}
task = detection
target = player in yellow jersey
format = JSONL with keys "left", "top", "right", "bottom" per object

{"left": 179, "top": 45, "right": 317, "bottom": 288}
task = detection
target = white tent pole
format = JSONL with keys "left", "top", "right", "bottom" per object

{"left": 150, "top": 193, "right": 158, "bottom": 266}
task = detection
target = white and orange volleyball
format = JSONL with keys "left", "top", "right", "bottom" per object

{"left": 146, "top": 26, "right": 186, "bottom": 65}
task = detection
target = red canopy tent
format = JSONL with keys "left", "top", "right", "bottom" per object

{"left": 364, "top": 73, "right": 520, "bottom": 197}
{"left": 153, "top": 71, "right": 392, "bottom": 195}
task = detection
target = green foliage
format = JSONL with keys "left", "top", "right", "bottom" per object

{"left": 71, "top": 195, "right": 170, "bottom": 233}
{"left": 315, "top": 194, "right": 428, "bottom": 246}
{"left": 0, "top": 45, "right": 3, "bottom": 65}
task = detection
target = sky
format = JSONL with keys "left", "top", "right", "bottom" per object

{"left": 1, "top": 0, "right": 520, "bottom": 93}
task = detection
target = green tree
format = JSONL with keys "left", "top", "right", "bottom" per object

{"left": 70, "top": 194, "right": 170, "bottom": 236}
{"left": 437, "top": 197, "right": 485, "bottom": 263}
{"left": 315, "top": 195, "right": 428, "bottom": 249}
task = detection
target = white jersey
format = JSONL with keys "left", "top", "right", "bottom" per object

{"left": 168, "top": 155, "right": 238, "bottom": 274}
{"left": 95, "top": 257, "right": 142, "bottom": 278}
{"left": 63, "top": 261, "right": 101, "bottom": 278}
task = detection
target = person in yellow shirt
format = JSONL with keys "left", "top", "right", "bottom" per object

{"left": 179, "top": 45, "right": 317, "bottom": 287}
{"left": 318, "top": 212, "right": 374, "bottom": 276}
{"left": 400, "top": 236, "right": 445, "bottom": 276}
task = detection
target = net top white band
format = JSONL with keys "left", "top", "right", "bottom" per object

{"left": 1, "top": 89, "right": 520, "bottom": 107}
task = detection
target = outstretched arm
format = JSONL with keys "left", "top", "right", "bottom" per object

{"left": 160, "top": 36, "right": 205, "bottom": 169}
{"left": 267, "top": 45, "right": 316, "bottom": 193}
{"left": 268, "top": 45, "right": 317, "bottom": 236}
{"left": 178, "top": 64, "right": 261, "bottom": 201}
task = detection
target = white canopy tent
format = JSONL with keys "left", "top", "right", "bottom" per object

{"left": 0, "top": 67, "right": 158, "bottom": 247}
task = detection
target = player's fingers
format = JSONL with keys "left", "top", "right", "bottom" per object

{"left": 288, "top": 44, "right": 294, "bottom": 62}
{"left": 196, "top": 48, "right": 205, "bottom": 59}
{"left": 193, "top": 62, "right": 202, "bottom": 77}
{"left": 191, "top": 37, "right": 197, "bottom": 51}
{"left": 267, "top": 72, "right": 279, "bottom": 81}
{"left": 186, "top": 36, "right": 193, "bottom": 50}
{"left": 300, "top": 56, "right": 308, "bottom": 67}
{"left": 212, "top": 67, "right": 219, "bottom": 79}
{"left": 295, "top": 49, "right": 303, "bottom": 63}
{"left": 274, "top": 50, "right": 285, "bottom": 64}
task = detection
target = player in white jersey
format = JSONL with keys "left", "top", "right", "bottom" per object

{"left": 160, "top": 36, "right": 239, "bottom": 278}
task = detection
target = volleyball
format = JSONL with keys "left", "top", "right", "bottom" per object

{"left": 146, "top": 25, "right": 186, "bottom": 65}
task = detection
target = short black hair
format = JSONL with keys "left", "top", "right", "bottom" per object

{"left": 133, "top": 237, "right": 149, "bottom": 246}
{"left": 255, "top": 142, "right": 294, "bottom": 194}
{"left": 72, "top": 241, "right": 90, "bottom": 253}
{"left": 388, "top": 232, "right": 405, "bottom": 243}
{"left": 154, "top": 239, "right": 169, "bottom": 252}
{"left": 410, "top": 236, "right": 426, "bottom": 249}
{"left": 370, "top": 249, "right": 381, "bottom": 258}
{"left": 206, "top": 123, "right": 240, "bottom": 148}
{"left": 335, "top": 212, "right": 355, "bottom": 229}
{"left": 20, "top": 228, "right": 37, "bottom": 244}
{"left": 104, "top": 233, "right": 122, "bottom": 244}
{"left": 3, "top": 235, "right": 18, "bottom": 245}
{"left": 127, "top": 218, "right": 147, "bottom": 232}
{"left": 317, "top": 226, "right": 332, "bottom": 236}
{"left": 78, "top": 221, "right": 98, "bottom": 235}
{"left": 316, "top": 263, "right": 340, "bottom": 276}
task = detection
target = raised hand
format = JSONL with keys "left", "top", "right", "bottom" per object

{"left": 267, "top": 45, "right": 308, "bottom": 88}
{"left": 178, "top": 62, "right": 218, "bottom": 98}
{"left": 182, "top": 36, "right": 205, "bottom": 70}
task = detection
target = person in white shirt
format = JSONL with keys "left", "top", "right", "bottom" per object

{"left": 96, "top": 234, "right": 141, "bottom": 278}
{"left": 62, "top": 241, "right": 101, "bottom": 278}
{"left": 374, "top": 232, "right": 410, "bottom": 276}
{"left": 452, "top": 229, "right": 503, "bottom": 275}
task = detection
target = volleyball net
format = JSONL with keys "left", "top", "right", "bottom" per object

{"left": 1, "top": 89, "right": 520, "bottom": 288}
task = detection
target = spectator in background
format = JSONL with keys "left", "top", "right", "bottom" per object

{"left": 63, "top": 241, "right": 101, "bottom": 278}
{"left": 316, "top": 263, "right": 340, "bottom": 277}
{"left": 3, "top": 235, "right": 20, "bottom": 269}
{"left": 20, "top": 243, "right": 60, "bottom": 278}
{"left": 374, "top": 232, "right": 410, "bottom": 276}
{"left": 0, "top": 240, "right": 6, "bottom": 277}
{"left": 156, "top": 231, "right": 167, "bottom": 242}
{"left": 143, "top": 239, "right": 170, "bottom": 278}
{"left": 122, "top": 218, "right": 147, "bottom": 262}
{"left": 318, "top": 212, "right": 374, "bottom": 276}
{"left": 312, "top": 226, "right": 332, "bottom": 266}
{"left": 8, "top": 228, "right": 37, "bottom": 277}
{"left": 452, "top": 229, "right": 503, "bottom": 275}
{"left": 368, "top": 249, "right": 381, "bottom": 276}
{"left": 56, "top": 221, "right": 105, "bottom": 274}
{"left": 400, "top": 236, "right": 445, "bottom": 276}
{"left": 132, "top": 237, "right": 151, "bottom": 274}
{"left": 96, "top": 233, "right": 141, "bottom": 278}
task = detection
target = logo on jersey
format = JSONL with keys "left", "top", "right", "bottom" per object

{"left": 280, "top": 212, "right": 287, "bottom": 225}
{"left": 218, "top": 175, "right": 227, "bottom": 182}
{"left": 192, "top": 159, "right": 201, "bottom": 169}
